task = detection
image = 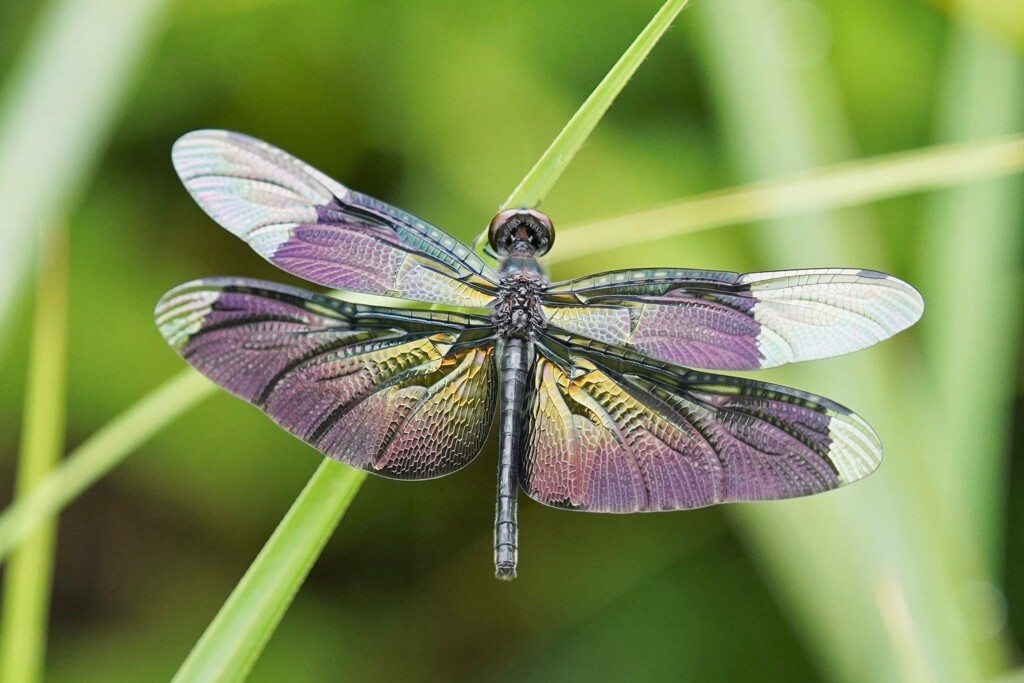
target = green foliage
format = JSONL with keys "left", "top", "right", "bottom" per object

{"left": 0, "top": 371, "right": 215, "bottom": 563}
{"left": 0, "top": 231, "right": 68, "bottom": 683}
{"left": 0, "top": 0, "right": 168, "bottom": 342}
{"left": 693, "top": 1, "right": 1021, "bottom": 680}
{"left": 0, "top": 0, "right": 1021, "bottom": 681}
{"left": 173, "top": 462, "right": 365, "bottom": 683}
{"left": 501, "top": 0, "right": 690, "bottom": 212}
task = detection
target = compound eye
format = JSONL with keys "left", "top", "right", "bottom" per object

{"left": 525, "top": 210, "right": 555, "bottom": 256}
{"left": 487, "top": 209, "right": 520, "bottom": 254}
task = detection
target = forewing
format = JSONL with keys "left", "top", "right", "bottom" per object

{"left": 544, "top": 268, "right": 923, "bottom": 370}
{"left": 156, "top": 278, "right": 497, "bottom": 479}
{"left": 172, "top": 130, "right": 499, "bottom": 307}
{"left": 520, "top": 335, "right": 880, "bottom": 512}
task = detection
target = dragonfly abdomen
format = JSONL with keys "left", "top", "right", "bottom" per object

{"left": 494, "top": 337, "right": 534, "bottom": 580}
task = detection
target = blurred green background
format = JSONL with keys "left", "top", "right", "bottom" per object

{"left": 0, "top": 0, "right": 1022, "bottom": 681}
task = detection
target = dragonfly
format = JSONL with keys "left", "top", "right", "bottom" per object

{"left": 156, "top": 130, "right": 924, "bottom": 580}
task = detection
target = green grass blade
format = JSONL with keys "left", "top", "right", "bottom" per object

{"left": 171, "top": 461, "right": 366, "bottom": 683}
{"left": 692, "top": 0, "right": 1010, "bottom": 681}
{"left": 919, "top": 14, "right": 1024, "bottom": 571}
{"left": 0, "top": 370, "right": 215, "bottom": 564}
{"left": 0, "top": 0, "right": 168, "bottom": 340}
{"left": 0, "top": 230, "right": 68, "bottom": 683}
{"left": 550, "top": 134, "right": 1024, "bottom": 263}
{"left": 498, "top": 0, "right": 690, "bottom": 212}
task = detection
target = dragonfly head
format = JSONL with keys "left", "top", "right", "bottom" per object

{"left": 487, "top": 208, "right": 555, "bottom": 257}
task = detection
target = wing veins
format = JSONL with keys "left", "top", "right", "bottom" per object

{"left": 571, "top": 383, "right": 653, "bottom": 510}
{"left": 306, "top": 353, "right": 440, "bottom": 449}
{"left": 599, "top": 367, "right": 723, "bottom": 504}
{"left": 256, "top": 330, "right": 431, "bottom": 406}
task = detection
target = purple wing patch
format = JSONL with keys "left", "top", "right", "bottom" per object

{"left": 545, "top": 268, "right": 924, "bottom": 370}
{"left": 544, "top": 292, "right": 762, "bottom": 369}
{"left": 519, "top": 339, "right": 879, "bottom": 512}
{"left": 172, "top": 130, "right": 499, "bottom": 308}
{"left": 156, "top": 278, "right": 497, "bottom": 479}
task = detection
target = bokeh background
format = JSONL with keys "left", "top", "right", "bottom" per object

{"left": 0, "top": 0, "right": 1022, "bottom": 681}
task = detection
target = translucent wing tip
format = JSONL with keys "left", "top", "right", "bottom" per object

{"left": 171, "top": 129, "right": 241, "bottom": 179}
{"left": 169, "top": 129, "right": 337, "bottom": 247}
{"left": 854, "top": 268, "right": 925, "bottom": 329}
{"left": 740, "top": 268, "right": 926, "bottom": 369}
{"left": 170, "top": 128, "right": 343, "bottom": 199}
{"left": 154, "top": 280, "right": 220, "bottom": 350}
{"left": 827, "top": 409, "right": 884, "bottom": 486}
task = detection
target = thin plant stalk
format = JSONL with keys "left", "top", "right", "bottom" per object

{"left": 0, "top": 0, "right": 168, "bottom": 339}
{"left": 550, "top": 134, "right": 1024, "bottom": 263}
{"left": 498, "top": 0, "right": 690, "bottom": 212}
{"left": 694, "top": 0, "right": 1010, "bottom": 680}
{"left": 172, "top": 461, "right": 366, "bottom": 683}
{"left": 920, "top": 10, "right": 1024, "bottom": 571}
{"left": 0, "top": 371, "right": 215, "bottom": 564}
{"left": 0, "top": 229, "right": 69, "bottom": 683}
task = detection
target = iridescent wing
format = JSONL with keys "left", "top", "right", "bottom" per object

{"left": 543, "top": 268, "right": 923, "bottom": 370}
{"left": 172, "top": 130, "right": 499, "bottom": 308}
{"left": 520, "top": 332, "right": 880, "bottom": 512}
{"left": 156, "top": 278, "right": 497, "bottom": 479}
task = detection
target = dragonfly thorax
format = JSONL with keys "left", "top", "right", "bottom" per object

{"left": 493, "top": 270, "right": 547, "bottom": 340}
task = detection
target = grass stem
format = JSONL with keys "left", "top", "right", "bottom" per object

{"left": 498, "top": 0, "right": 690, "bottom": 213}
{"left": 0, "top": 229, "right": 69, "bottom": 683}
{"left": 172, "top": 461, "right": 366, "bottom": 683}
{"left": 0, "top": 371, "right": 215, "bottom": 564}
